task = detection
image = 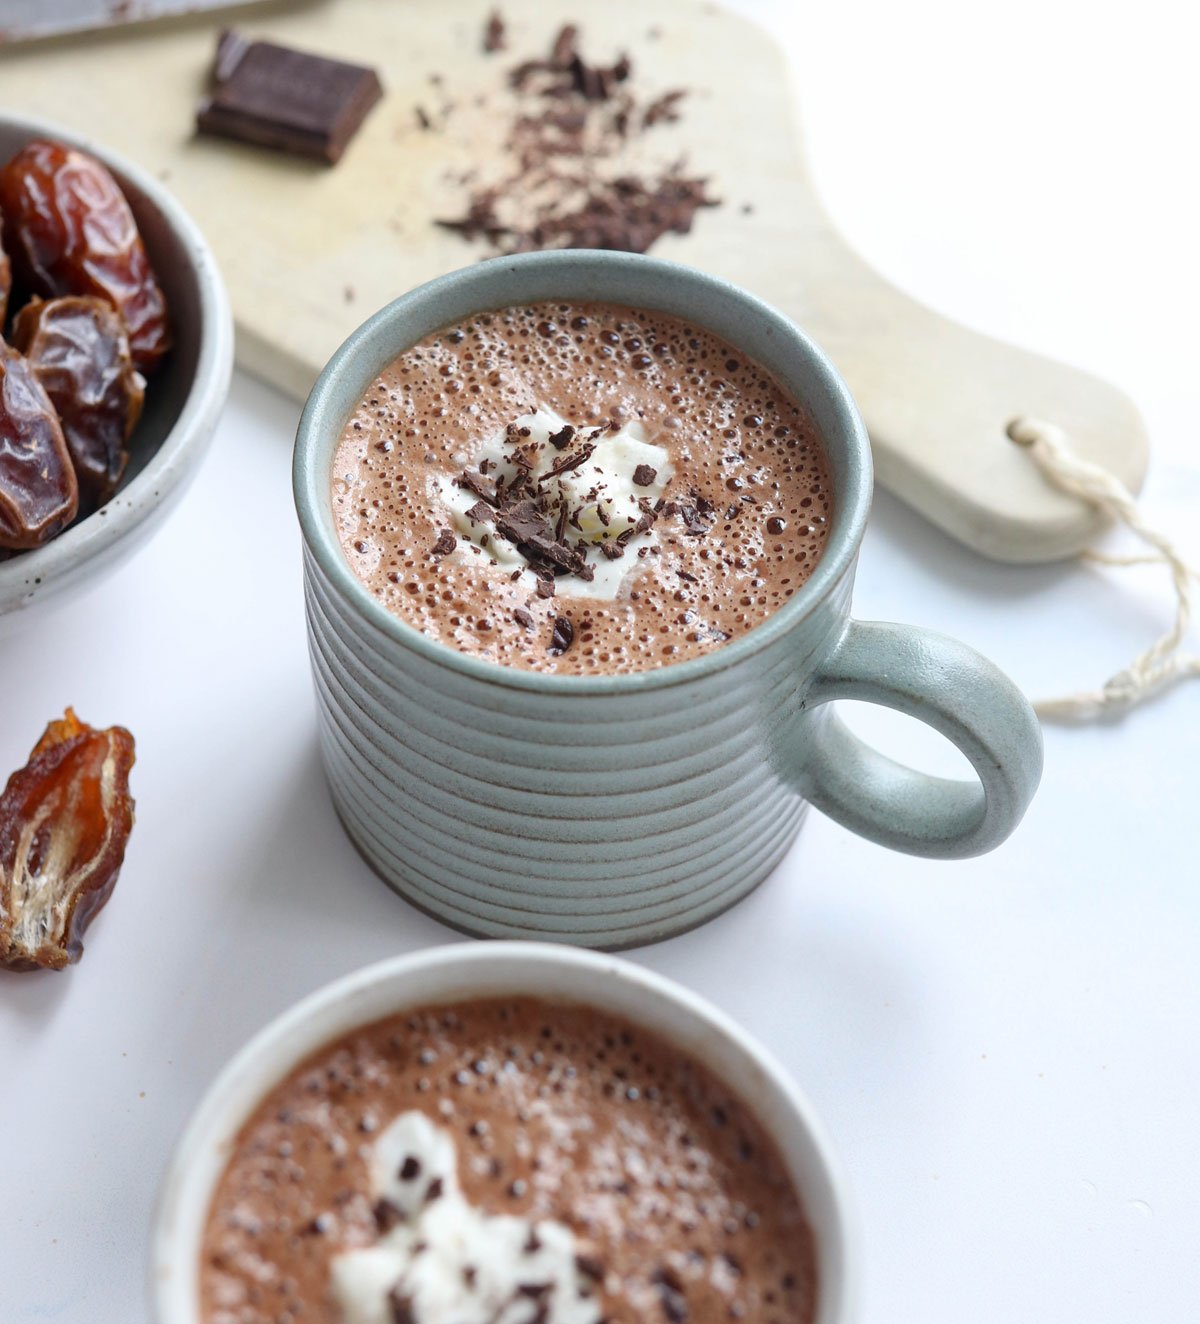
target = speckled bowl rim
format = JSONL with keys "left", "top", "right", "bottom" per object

{"left": 151, "top": 942, "right": 858, "bottom": 1324}
{"left": 294, "top": 251, "right": 872, "bottom": 694}
{"left": 0, "top": 111, "right": 233, "bottom": 615}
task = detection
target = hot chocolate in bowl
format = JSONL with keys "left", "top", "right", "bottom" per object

{"left": 152, "top": 944, "right": 857, "bottom": 1324}
{"left": 294, "top": 251, "right": 1043, "bottom": 949}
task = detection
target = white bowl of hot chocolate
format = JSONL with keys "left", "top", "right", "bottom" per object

{"left": 154, "top": 944, "right": 855, "bottom": 1324}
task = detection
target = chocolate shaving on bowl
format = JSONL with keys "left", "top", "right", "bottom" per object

{"left": 437, "top": 22, "right": 720, "bottom": 255}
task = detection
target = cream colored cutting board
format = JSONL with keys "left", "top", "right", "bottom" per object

{"left": 0, "top": 0, "right": 1147, "bottom": 562}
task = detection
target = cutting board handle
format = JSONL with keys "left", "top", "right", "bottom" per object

{"left": 782, "top": 214, "right": 1148, "bottom": 564}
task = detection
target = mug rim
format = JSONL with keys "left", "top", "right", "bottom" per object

{"left": 294, "top": 250, "right": 872, "bottom": 693}
{"left": 151, "top": 941, "right": 858, "bottom": 1324}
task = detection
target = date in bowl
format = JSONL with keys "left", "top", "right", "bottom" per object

{"left": 0, "top": 112, "right": 233, "bottom": 635}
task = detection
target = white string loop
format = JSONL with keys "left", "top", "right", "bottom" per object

{"left": 1007, "top": 416, "right": 1200, "bottom": 720}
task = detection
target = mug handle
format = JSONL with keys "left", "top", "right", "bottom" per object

{"left": 797, "top": 620, "right": 1043, "bottom": 858}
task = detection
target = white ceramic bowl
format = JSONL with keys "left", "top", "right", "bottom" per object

{"left": 0, "top": 112, "right": 233, "bottom": 634}
{"left": 153, "top": 942, "right": 858, "bottom": 1323}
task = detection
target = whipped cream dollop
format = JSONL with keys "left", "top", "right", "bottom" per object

{"left": 436, "top": 407, "right": 672, "bottom": 600}
{"left": 332, "top": 1111, "right": 603, "bottom": 1324}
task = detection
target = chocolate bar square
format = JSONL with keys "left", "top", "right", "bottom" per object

{"left": 197, "top": 31, "right": 383, "bottom": 165}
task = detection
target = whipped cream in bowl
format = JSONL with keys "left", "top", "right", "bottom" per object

{"left": 333, "top": 1111, "right": 601, "bottom": 1324}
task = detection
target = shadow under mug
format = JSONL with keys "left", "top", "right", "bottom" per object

{"left": 294, "top": 251, "right": 1043, "bottom": 949}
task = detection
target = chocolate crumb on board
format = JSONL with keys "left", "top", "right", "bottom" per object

{"left": 483, "top": 10, "right": 507, "bottom": 53}
{"left": 434, "top": 23, "right": 720, "bottom": 255}
{"left": 642, "top": 88, "right": 686, "bottom": 127}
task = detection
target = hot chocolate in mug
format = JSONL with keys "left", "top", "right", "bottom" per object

{"left": 294, "top": 251, "right": 1043, "bottom": 948}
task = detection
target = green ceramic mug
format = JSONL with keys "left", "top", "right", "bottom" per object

{"left": 294, "top": 251, "right": 1042, "bottom": 949}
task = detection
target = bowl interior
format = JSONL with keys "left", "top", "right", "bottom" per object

{"left": 154, "top": 945, "right": 853, "bottom": 1324}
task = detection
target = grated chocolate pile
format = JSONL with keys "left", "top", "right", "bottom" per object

{"left": 432, "top": 18, "right": 720, "bottom": 256}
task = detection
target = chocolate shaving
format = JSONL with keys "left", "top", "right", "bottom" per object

{"left": 513, "top": 607, "right": 534, "bottom": 629}
{"left": 677, "top": 501, "right": 712, "bottom": 536}
{"left": 483, "top": 10, "right": 506, "bottom": 53}
{"left": 457, "top": 471, "right": 499, "bottom": 505}
{"left": 643, "top": 89, "right": 687, "bottom": 127}
{"left": 430, "top": 529, "right": 457, "bottom": 557}
{"left": 425, "top": 1177, "right": 444, "bottom": 1203}
{"left": 464, "top": 501, "right": 494, "bottom": 524}
{"left": 653, "top": 1266, "right": 689, "bottom": 1323}
{"left": 535, "top": 578, "right": 555, "bottom": 599}
{"left": 549, "top": 616, "right": 575, "bottom": 655}
{"left": 598, "top": 540, "right": 624, "bottom": 560}
{"left": 495, "top": 499, "right": 554, "bottom": 546}
{"left": 548, "top": 423, "right": 576, "bottom": 450}
{"left": 538, "top": 442, "right": 596, "bottom": 482}
{"left": 399, "top": 1155, "right": 422, "bottom": 1181}
{"left": 373, "top": 1199, "right": 404, "bottom": 1233}
{"left": 632, "top": 463, "right": 657, "bottom": 487}
{"left": 436, "top": 24, "right": 720, "bottom": 255}
{"left": 550, "top": 24, "right": 579, "bottom": 67}
{"left": 387, "top": 1289, "right": 416, "bottom": 1324}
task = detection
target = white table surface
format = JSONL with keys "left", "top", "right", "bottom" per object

{"left": 2, "top": 1, "right": 1197, "bottom": 1320}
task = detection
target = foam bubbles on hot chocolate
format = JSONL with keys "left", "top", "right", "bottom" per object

{"left": 332, "top": 303, "right": 832, "bottom": 674}
{"left": 199, "top": 998, "right": 818, "bottom": 1324}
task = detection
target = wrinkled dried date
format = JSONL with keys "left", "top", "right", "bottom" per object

{"left": 0, "top": 214, "right": 10, "bottom": 323}
{"left": 0, "top": 340, "right": 79, "bottom": 550}
{"left": 0, "top": 140, "right": 170, "bottom": 375}
{"left": 0, "top": 709, "right": 136, "bottom": 972}
{"left": 12, "top": 296, "right": 145, "bottom": 512}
